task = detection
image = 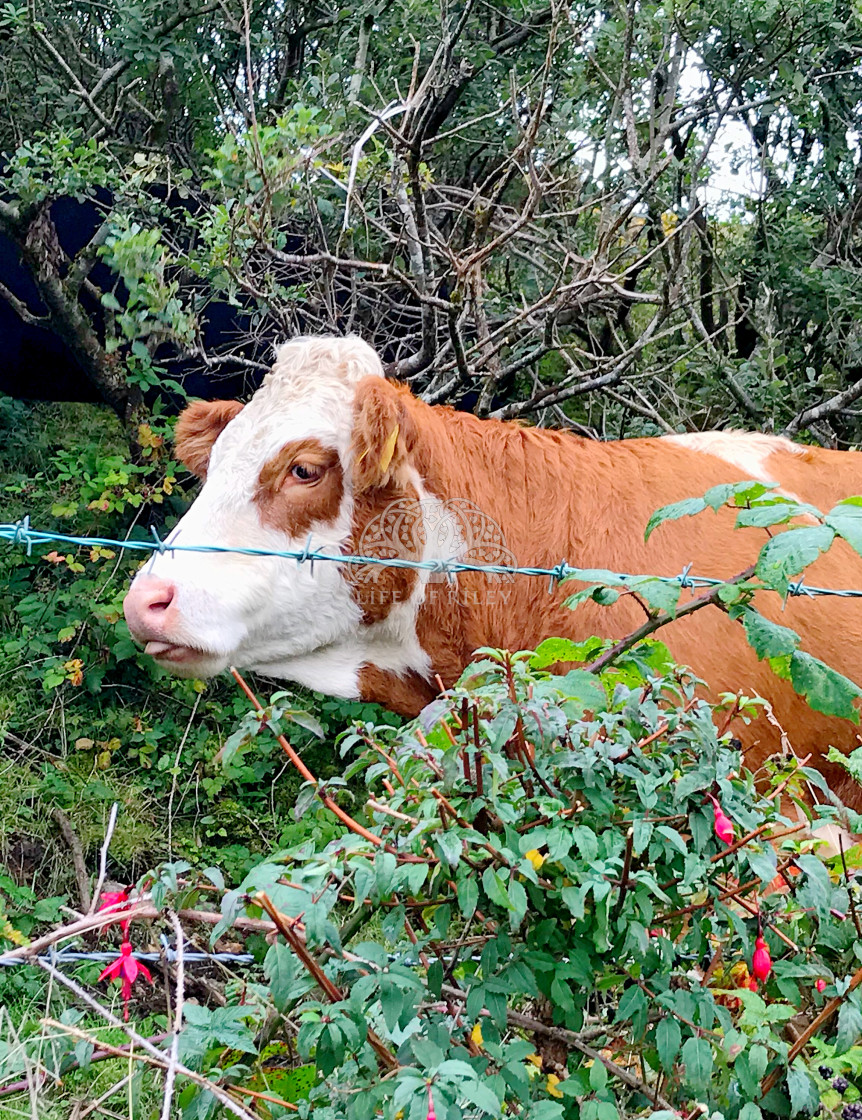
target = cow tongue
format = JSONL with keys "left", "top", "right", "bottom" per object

{"left": 145, "top": 640, "right": 180, "bottom": 657}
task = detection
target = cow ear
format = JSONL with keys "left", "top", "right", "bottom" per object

{"left": 174, "top": 400, "right": 244, "bottom": 479}
{"left": 350, "top": 377, "right": 418, "bottom": 493}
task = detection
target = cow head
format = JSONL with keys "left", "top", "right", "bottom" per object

{"left": 123, "top": 335, "right": 431, "bottom": 696}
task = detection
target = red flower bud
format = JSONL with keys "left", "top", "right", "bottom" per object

{"left": 709, "top": 796, "right": 734, "bottom": 845}
{"left": 816, "top": 978, "right": 827, "bottom": 993}
{"left": 752, "top": 936, "right": 772, "bottom": 983}
{"left": 747, "top": 977, "right": 758, "bottom": 991}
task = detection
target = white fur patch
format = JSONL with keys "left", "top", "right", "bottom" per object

{"left": 665, "top": 431, "right": 806, "bottom": 502}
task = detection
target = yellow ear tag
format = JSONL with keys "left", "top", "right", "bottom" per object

{"left": 378, "top": 425, "right": 399, "bottom": 473}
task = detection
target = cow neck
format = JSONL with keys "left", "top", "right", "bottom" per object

{"left": 400, "top": 399, "right": 603, "bottom": 693}
{"left": 408, "top": 397, "right": 596, "bottom": 562}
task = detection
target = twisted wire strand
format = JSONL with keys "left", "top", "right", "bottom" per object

{"left": 3, "top": 519, "right": 862, "bottom": 598}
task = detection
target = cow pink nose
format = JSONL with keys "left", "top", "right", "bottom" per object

{"left": 123, "top": 576, "right": 177, "bottom": 641}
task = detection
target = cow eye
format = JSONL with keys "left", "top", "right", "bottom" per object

{"left": 291, "top": 463, "right": 321, "bottom": 482}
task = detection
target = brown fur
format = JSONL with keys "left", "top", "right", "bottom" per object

{"left": 255, "top": 439, "right": 344, "bottom": 538}
{"left": 358, "top": 664, "right": 437, "bottom": 713}
{"left": 344, "top": 485, "right": 420, "bottom": 624}
{"left": 350, "top": 378, "right": 419, "bottom": 492}
{"left": 174, "top": 400, "right": 244, "bottom": 478}
{"left": 346, "top": 378, "right": 862, "bottom": 806}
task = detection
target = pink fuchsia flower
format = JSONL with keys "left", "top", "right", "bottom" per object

{"left": 816, "top": 979, "right": 827, "bottom": 993}
{"left": 98, "top": 889, "right": 131, "bottom": 933}
{"left": 98, "top": 940, "right": 153, "bottom": 1020}
{"left": 752, "top": 936, "right": 772, "bottom": 983}
{"left": 709, "top": 796, "right": 734, "bottom": 845}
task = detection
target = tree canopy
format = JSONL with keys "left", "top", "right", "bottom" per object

{"left": 2, "top": 0, "right": 862, "bottom": 443}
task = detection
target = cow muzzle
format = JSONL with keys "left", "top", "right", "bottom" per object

{"left": 123, "top": 575, "right": 216, "bottom": 670}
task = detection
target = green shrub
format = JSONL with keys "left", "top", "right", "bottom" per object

{"left": 138, "top": 642, "right": 862, "bottom": 1120}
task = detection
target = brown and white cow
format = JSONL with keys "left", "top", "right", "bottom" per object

{"left": 123, "top": 335, "right": 862, "bottom": 804}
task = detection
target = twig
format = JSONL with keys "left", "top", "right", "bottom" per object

{"left": 0, "top": 903, "right": 280, "bottom": 966}
{"left": 0, "top": 901, "right": 154, "bottom": 964}
{"left": 367, "top": 799, "right": 419, "bottom": 825}
{"left": 658, "top": 859, "right": 796, "bottom": 923}
{"left": 41, "top": 1018, "right": 257, "bottom": 1119}
{"left": 50, "top": 808, "right": 91, "bottom": 913}
{"left": 729, "top": 893, "right": 799, "bottom": 951}
{"left": 256, "top": 892, "right": 399, "bottom": 1071}
{"left": 231, "top": 669, "right": 392, "bottom": 851}
{"left": 228, "top": 1084, "right": 299, "bottom": 1111}
{"left": 76, "top": 1072, "right": 134, "bottom": 1118}
{"left": 35, "top": 967, "right": 257, "bottom": 1120}
{"left": 88, "top": 802, "right": 119, "bottom": 915}
{"left": 587, "top": 566, "right": 756, "bottom": 674}
{"left": 765, "top": 755, "right": 813, "bottom": 800}
{"left": 0, "top": 1036, "right": 168, "bottom": 1099}
{"left": 159, "top": 910, "right": 184, "bottom": 1120}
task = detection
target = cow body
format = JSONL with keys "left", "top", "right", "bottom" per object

{"left": 123, "top": 336, "right": 862, "bottom": 805}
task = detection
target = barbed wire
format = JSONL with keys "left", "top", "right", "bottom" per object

{"left": 0, "top": 934, "right": 254, "bottom": 968}
{"left": 3, "top": 517, "right": 862, "bottom": 599}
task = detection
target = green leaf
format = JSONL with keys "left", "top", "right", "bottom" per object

{"left": 437, "top": 830, "right": 463, "bottom": 867}
{"left": 483, "top": 867, "right": 514, "bottom": 910}
{"left": 507, "top": 877, "right": 528, "bottom": 927}
{"left": 794, "top": 854, "right": 833, "bottom": 915}
{"left": 530, "top": 637, "right": 600, "bottom": 668}
{"left": 786, "top": 1066, "right": 821, "bottom": 1116}
{"left": 589, "top": 1060, "right": 608, "bottom": 1091}
{"left": 790, "top": 652, "right": 862, "bottom": 721}
{"left": 101, "top": 291, "right": 122, "bottom": 310}
{"left": 644, "top": 497, "right": 707, "bottom": 540}
{"left": 680, "top": 1036, "right": 713, "bottom": 1090}
{"left": 556, "top": 670, "right": 607, "bottom": 713}
{"left": 615, "top": 985, "right": 647, "bottom": 1032}
{"left": 286, "top": 709, "right": 325, "bottom": 738}
{"left": 632, "top": 819, "right": 653, "bottom": 856}
{"left": 202, "top": 867, "right": 225, "bottom": 891}
{"left": 375, "top": 851, "right": 397, "bottom": 898}
{"left": 264, "top": 942, "right": 295, "bottom": 1012}
{"left": 457, "top": 874, "right": 479, "bottom": 918}
{"left": 629, "top": 577, "right": 681, "bottom": 616}
{"left": 755, "top": 525, "right": 835, "bottom": 592}
{"left": 718, "top": 481, "right": 777, "bottom": 506}
{"left": 826, "top": 499, "right": 862, "bottom": 556}
{"left": 655, "top": 1016, "right": 681, "bottom": 1071}
{"left": 736, "top": 503, "right": 809, "bottom": 529}
{"left": 458, "top": 1078, "right": 501, "bottom": 1115}
{"left": 742, "top": 609, "right": 800, "bottom": 660}
{"left": 293, "top": 781, "right": 318, "bottom": 822}
{"left": 655, "top": 826, "right": 687, "bottom": 856}
{"left": 835, "top": 992, "right": 862, "bottom": 1054}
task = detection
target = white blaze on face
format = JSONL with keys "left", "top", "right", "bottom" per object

{"left": 126, "top": 336, "right": 387, "bottom": 689}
